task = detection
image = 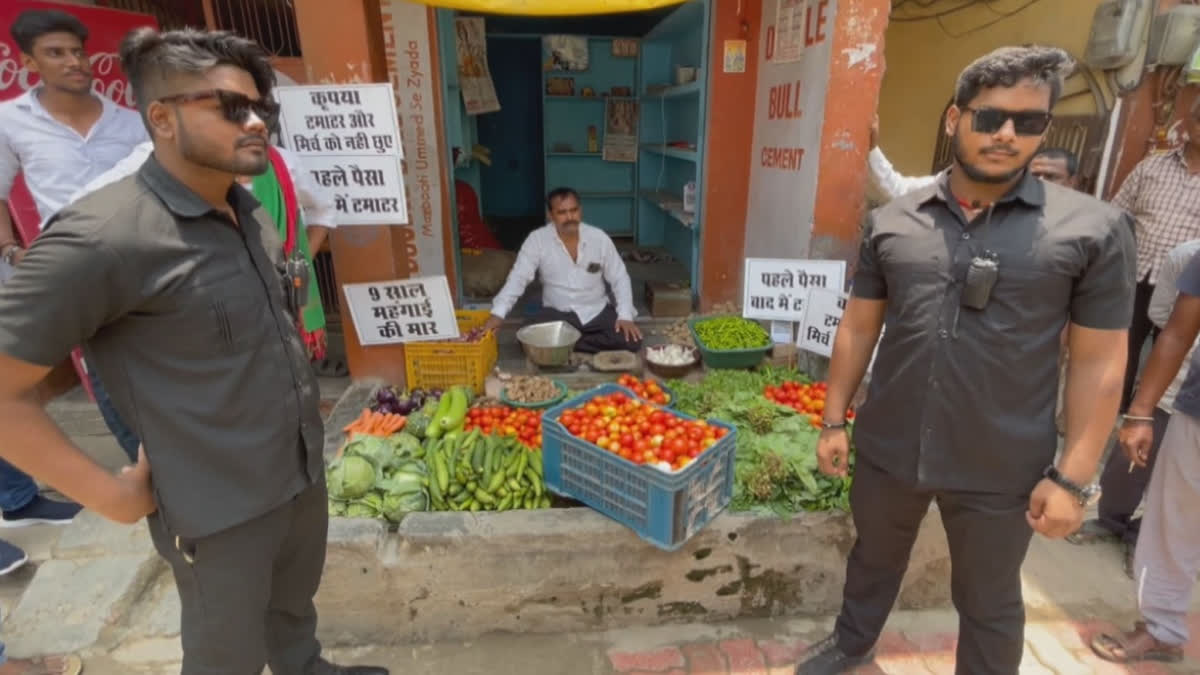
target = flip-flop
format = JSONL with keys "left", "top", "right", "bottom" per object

{"left": 1091, "top": 622, "right": 1184, "bottom": 663}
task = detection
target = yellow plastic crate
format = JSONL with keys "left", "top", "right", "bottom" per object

{"left": 404, "top": 310, "right": 498, "bottom": 395}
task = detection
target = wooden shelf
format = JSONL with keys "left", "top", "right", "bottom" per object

{"left": 642, "top": 81, "right": 701, "bottom": 99}
{"left": 640, "top": 190, "right": 695, "bottom": 227}
{"left": 641, "top": 144, "right": 698, "bottom": 162}
{"left": 580, "top": 191, "right": 636, "bottom": 198}
{"left": 545, "top": 95, "right": 637, "bottom": 101}
{"left": 546, "top": 152, "right": 602, "bottom": 157}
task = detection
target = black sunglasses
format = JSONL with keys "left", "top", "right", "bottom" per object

{"left": 964, "top": 106, "right": 1051, "bottom": 136}
{"left": 157, "top": 89, "right": 280, "bottom": 127}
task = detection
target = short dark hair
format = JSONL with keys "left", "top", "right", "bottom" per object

{"left": 1034, "top": 147, "right": 1079, "bottom": 176}
{"left": 119, "top": 27, "right": 275, "bottom": 120}
{"left": 546, "top": 187, "right": 580, "bottom": 209}
{"left": 953, "top": 46, "right": 1073, "bottom": 110}
{"left": 11, "top": 10, "right": 89, "bottom": 54}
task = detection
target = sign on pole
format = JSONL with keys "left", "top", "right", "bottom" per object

{"left": 797, "top": 287, "right": 846, "bottom": 357}
{"left": 342, "top": 276, "right": 459, "bottom": 346}
{"left": 743, "top": 258, "right": 846, "bottom": 323}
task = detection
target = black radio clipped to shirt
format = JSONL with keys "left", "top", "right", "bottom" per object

{"left": 961, "top": 251, "right": 999, "bottom": 310}
{"left": 279, "top": 252, "right": 310, "bottom": 316}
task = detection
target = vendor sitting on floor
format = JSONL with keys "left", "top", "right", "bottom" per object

{"left": 484, "top": 187, "right": 643, "bottom": 354}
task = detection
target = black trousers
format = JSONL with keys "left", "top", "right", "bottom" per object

{"left": 1097, "top": 406, "right": 1168, "bottom": 544}
{"left": 532, "top": 304, "right": 643, "bottom": 354}
{"left": 147, "top": 481, "right": 329, "bottom": 675}
{"left": 834, "top": 459, "right": 1034, "bottom": 675}
{"left": 1122, "top": 278, "right": 1159, "bottom": 412}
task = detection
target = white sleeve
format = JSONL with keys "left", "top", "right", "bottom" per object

{"left": 601, "top": 235, "right": 636, "bottom": 321}
{"left": 0, "top": 124, "right": 18, "bottom": 201}
{"left": 866, "top": 147, "right": 939, "bottom": 204}
{"left": 1148, "top": 246, "right": 1193, "bottom": 329}
{"left": 489, "top": 233, "right": 541, "bottom": 319}
{"left": 277, "top": 147, "right": 337, "bottom": 227}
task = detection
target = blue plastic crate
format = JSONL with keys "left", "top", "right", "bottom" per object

{"left": 541, "top": 384, "right": 737, "bottom": 551}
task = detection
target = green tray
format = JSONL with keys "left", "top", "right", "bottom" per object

{"left": 500, "top": 379, "right": 568, "bottom": 409}
{"left": 687, "top": 316, "right": 771, "bottom": 370}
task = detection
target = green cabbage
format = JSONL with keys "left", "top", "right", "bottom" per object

{"left": 344, "top": 436, "right": 396, "bottom": 472}
{"left": 326, "top": 455, "right": 376, "bottom": 499}
{"left": 328, "top": 499, "right": 348, "bottom": 517}
{"left": 344, "top": 502, "right": 378, "bottom": 518}
{"left": 388, "top": 432, "right": 422, "bottom": 458}
{"left": 379, "top": 472, "right": 424, "bottom": 496}
{"left": 382, "top": 490, "right": 428, "bottom": 522}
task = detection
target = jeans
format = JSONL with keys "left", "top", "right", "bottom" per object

{"left": 0, "top": 458, "right": 37, "bottom": 513}
{"left": 89, "top": 369, "right": 140, "bottom": 463}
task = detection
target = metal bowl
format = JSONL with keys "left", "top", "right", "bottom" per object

{"left": 643, "top": 344, "right": 700, "bottom": 379}
{"left": 516, "top": 321, "right": 582, "bottom": 367}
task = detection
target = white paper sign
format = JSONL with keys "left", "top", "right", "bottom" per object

{"left": 770, "top": 320, "right": 795, "bottom": 344}
{"left": 798, "top": 287, "right": 846, "bottom": 357}
{"left": 301, "top": 155, "right": 407, "bottom": 226}
{"left": 743, "top": 258, "right": 846, "bottom": 322}
{"left": 342, "top": 276, "right": 459, "bottom": 346}
{"left": 276, "top": 83, "right": 403, "bottom": 158}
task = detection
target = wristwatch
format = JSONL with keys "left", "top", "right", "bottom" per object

{"left": 1043, "top": 465, "right": 1101, "bottom": 507}
{"left": 820, "top": 420, "right": 847, "bottom": 431}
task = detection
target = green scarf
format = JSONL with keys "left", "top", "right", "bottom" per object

{"left": 250, "top": 150, "right": 327, "bottom": 360}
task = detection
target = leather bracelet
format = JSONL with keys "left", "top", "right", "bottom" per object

{"left": 1121, "top": 414, "right": 1154, "bottom": 425}
{"left": 821, "top": 420, "right": 847, "bottom": 430}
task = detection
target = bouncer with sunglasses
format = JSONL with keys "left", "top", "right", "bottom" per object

{"left": 0, "top": 27, "right": 387, "bottom": 675}
{"left": 796, "top": 45, "right": 1135, "bottom": 675}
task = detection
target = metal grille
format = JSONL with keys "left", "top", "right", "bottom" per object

{"left": 209, "top": 0, "right": 302, "bottom": 57}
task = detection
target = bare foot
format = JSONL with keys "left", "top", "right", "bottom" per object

{"left": 0, "top": 654, "right": 83, "bottom": 675}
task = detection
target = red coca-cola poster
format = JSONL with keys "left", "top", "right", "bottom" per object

{"left": 1, "top": 0, "right": 157, "bottom": 243}
{"left": 1, "top": 1, "right": 156, "bottom": 401}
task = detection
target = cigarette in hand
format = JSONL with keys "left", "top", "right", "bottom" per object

{"left": 1128, "top": 461, "right": 1135, "bottom": 473}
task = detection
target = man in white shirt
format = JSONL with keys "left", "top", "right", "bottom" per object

{"left": 0, "top": 10, "right": 148, "bottom": 263}
{"left": 485, "top": 188, "right": 643, "bottom": 353}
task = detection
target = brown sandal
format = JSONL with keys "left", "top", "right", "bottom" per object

{"left": 1091, "top": 622, "right": 1184, "bottom": 664}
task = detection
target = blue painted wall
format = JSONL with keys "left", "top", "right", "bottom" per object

{"left": 478, "top": 36, "right": 544, "bottom": 219}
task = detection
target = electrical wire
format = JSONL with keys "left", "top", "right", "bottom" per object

{"left": 890, "top": 0, "right": 980, "bottom": 23}
{"left": 935, "top": 0, "right": 1044, "bottom": 39}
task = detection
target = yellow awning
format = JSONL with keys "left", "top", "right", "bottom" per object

{"left": 408, "top": 0, "right": 685, "bottom": 16}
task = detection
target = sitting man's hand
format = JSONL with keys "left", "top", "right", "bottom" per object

{"left": 483, "top": 315, "right": 504, "bottom": 333}
{"left": 616, "top": 319, "right": 642, "bottom": 344}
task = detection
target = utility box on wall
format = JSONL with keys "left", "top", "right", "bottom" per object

{"left": 1148, "top": 4, "right": 1200, "bottom": 67}
{"left": 1085, "top": 0, "right": 1150, "bottom": 70}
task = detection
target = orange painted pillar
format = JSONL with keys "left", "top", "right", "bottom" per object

{"left": 292, "top": 0, "right": 409, "bottom": 384}
{"left": 808, "top": 0, "right": 890, "bottom": 265}
{"left": 700, "top": 0, "right": 760, "bottom": 311}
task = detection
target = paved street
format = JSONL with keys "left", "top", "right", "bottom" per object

{"left": 0, "top": 383, "right": 1196, "bottom": 674}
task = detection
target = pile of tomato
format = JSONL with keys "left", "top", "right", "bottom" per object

{"left": 464, "top": 406, "right": 543, "bottom": 449}
{"left": 616, "top": 374, "right": 672, "bottom": 406}
{"left": 558, "top": 392, "right": 727, "bottom": 471}
{"left": 762, "top": 380, "right": 854, "bottom": 428}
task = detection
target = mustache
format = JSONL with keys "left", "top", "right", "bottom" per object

{"left": 237, "top": 136, "right": 267, "bottom": 149}
{"left": 979, "top": 145, "right": 1018, "bottom": 156}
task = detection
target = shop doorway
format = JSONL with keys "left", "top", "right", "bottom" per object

{"left": 436, "top": 1, "right": 709, "bottom": 318}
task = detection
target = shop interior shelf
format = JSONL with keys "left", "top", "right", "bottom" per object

{"left": 641, "top": 144, "right": 698, "bottom": 162}
{"left": 581, "top": 191, "right": 636, "bottom": 199}
{"left": 642, "top": 81, "right": 702, "bottom": 99}
{"left": 546, "top": 152, "right": 603, "bottom": 157}
{"left": 639, "top": 190, "right": 695, "bottom": 227}
{"left": 545, "top": 95, "right": 638, "bottom": 101}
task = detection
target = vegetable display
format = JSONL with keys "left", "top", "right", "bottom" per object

{"left": 424, "top": 428, "right": 551, "bottom": 511}
{"left": 464, "top": 406, "right": 543, "bottom": 449}
{"left": 693, "top": 316, "right": 770, "bottom": 350}
{"left": 557, "top": 391, "right": 728, "bottom": 473}
{"left": 372, "top": 386, "right": 431, "bottom": 416}
{"left": 645, "top": 344, "right": 696, "bottom": 367}
{"left": 668, "top": 368, "right": 853, "bottom": 515}
{"left": 615, "top": 374, "right": 672, "bottom": 406}
{"left": 327, "top": 435, "right": 430, "bottom": 522}
{"left": 763, "top": 379, "right": 855, "bottom": 428}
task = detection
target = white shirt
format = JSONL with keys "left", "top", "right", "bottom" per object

{"left": 866, "top": 147, "right": 939, "bottom": 204}
{"left": 0, "top": 87, "right": 148, "bottom": 224}
{"left": 1147, "top": 238, "right": 1200, "bottom": 412}
{"left": 58, "top": 141, "right": 338, "bottom": 229}
{"left": 491, "top": 223, "right": 636, "bottom": 324}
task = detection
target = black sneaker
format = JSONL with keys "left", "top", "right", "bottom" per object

{"left": 795, "top": 635, "right": 875, "bottom": 675}
{"left": 1, "top": 495, "right": 83, "bottom": 528}
{"left": 0, "top": 539, "right": 28, "bottom": 576}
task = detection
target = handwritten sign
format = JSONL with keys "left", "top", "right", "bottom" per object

{"left": 276, "top": 83, "right": 408, "bottom": 225}
{"left": 743, "top": 258, "right": 846, "bottom": 322}
{"left": 342, "top": 276, "right": 459, "bottom": 345}
{"left": 797, "top": 287, "right": 846, "bottom": 357}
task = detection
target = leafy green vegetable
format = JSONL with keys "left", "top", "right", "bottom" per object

{"left": 326, "top": 455, "right": 376, "bottom": 499}
{"left": 345, "top": 501, "right": 379, "bottom": 518}
{"left": 389, "top": 432, "right": 422, "bottom": 458}
{"left": 344, "top": 436, "right": 397, "bottom": 473}
{"left": 382, "top": 490, "right": 428, "bottom": 522}
{"left": 669, "top": 368, "right": 850, "bottom": 516}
